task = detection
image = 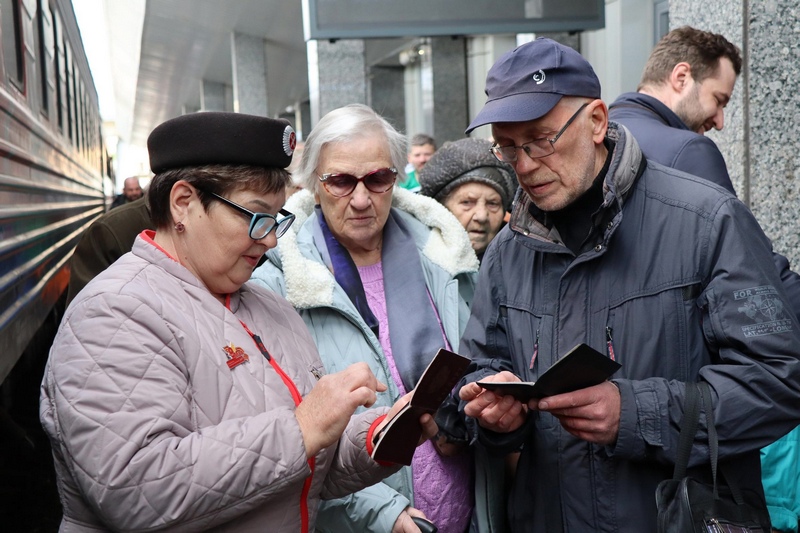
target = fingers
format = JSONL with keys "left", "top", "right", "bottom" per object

{"left": 463, "top": 387, "right": 527, "bottom": 433}
{"left": 535, "top": 382, "right": 621, "bottom": 445}
{"left": 405, "top": 506, "right": 427, "bottom": 519}
{"left": 459, "top": 382, "right": 484, "bottom": 401}
{"left": 418, "top": 413, "right": 438, "bottom": 443}
{"left": 460, "top": 371, "right": 520, "bottom": 401}
{"left": 392, "top": 508, "right": 425, "bottom": 533}
{"left": 297, "top": 363, "right": 384, "bottom": 457}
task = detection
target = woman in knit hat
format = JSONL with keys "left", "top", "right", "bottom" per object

{"left": 419, "top": 137, "right": 517, "bottom": 260}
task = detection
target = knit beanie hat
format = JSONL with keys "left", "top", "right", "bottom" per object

{"left": 418, "top": 138, "right": 518, "bottom": 212}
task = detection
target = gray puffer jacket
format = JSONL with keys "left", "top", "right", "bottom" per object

{"left": 40, "top": 234, "right": 398, "bottom": 532}
{"left": 459, "top": 123, "right": 800, "bottom": 532}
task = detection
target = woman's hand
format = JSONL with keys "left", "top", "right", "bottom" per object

{"left": 392, "top": 506, "right": 428, "bottom": 533}
{"left": 373, "top": 391, "right": 439, "bottom": 446}
{"left": 295, "top": 362, "right": 386, "bottom": 457}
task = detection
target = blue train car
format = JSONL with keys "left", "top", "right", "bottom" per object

{"left": 0, "top": 0, "right": 107, "bottom": 383}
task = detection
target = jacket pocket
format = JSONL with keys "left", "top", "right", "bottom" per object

{"left": 502, "top": 307, "right": 558, "bottom": 428}
{"left": 604, "top": 281, "right": 704, "bottom": 382}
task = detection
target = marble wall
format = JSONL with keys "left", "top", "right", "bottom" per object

{"left": 671, "top": 0, "right": 800, "bottom": 266}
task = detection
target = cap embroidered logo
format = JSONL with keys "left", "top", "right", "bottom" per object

{"left": 533, "top": 70, "right": 546, "bottom": 84}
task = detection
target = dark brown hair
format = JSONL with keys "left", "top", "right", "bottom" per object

{"left": 638, "top": 26, "right": 742, "bottom": 90}
{"left": 148, "top": 164, "right": 289, "bottom": 228}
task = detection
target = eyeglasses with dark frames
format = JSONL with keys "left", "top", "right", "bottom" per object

{"left": 205, "top": 191, "right": 295, "bottom": 240}
{"left": 491, "top": 103, "right": 590, "bottom": 162}
{"left": 317, "top": 167, "right": 398, "bottom": 198}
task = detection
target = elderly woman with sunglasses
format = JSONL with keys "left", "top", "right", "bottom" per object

{"left": 40, "top": 113, "right": 436, "bottom": 533}
{"left": 251, "top": 104, "right": 479, "bottom": 533}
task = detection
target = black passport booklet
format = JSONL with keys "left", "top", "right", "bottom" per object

{"left": 476, "top": 343, "right": 621, "bottom": 401}
{"left": 371, "top": 348, "right": 471, "bottom": 466}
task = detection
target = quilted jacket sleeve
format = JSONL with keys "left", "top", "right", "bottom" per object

{"left": 40, "top": 293, "right": 312, "bottom": 531}
{"left": 317, "top": 410, "right": 407, "bottom": 532}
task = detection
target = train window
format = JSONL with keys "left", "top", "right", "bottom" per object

{"left": 37, "top": 0, "right": 51, "bottom": 114}
{"left": 1, "top": 0, "right": 24, "bottom": 87}
{"left": 64, "top": 42, "right": 72, "bottom": 141}
{"left": 53, "top": 9, "right": 63, "bottom": 130}
{"left": 71, "top": 60, "right": 78, "bottom": 146}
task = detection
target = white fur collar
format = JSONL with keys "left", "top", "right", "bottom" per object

{"left": 276, "top": 187, "right": 478, "bottom": 309}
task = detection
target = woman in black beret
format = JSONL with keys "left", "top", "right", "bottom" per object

{"left": 40, "top": 112, "right": 435, "bottom": 533}
{"left": 252, "top": 104, "right": 479, "bottom": 533}
{"left": 418, "top": 137, "right": 518, "bottom": 262}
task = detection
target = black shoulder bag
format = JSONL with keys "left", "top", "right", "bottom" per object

{"left": 655, "top": 382, "right": 772, "bottom": 532}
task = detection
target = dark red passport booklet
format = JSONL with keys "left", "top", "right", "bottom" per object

{"left": 371, "top": 348, "right": 470, "bottom": 466}
{"left": 476, "top": 343, "right": 621, "bottom": 401}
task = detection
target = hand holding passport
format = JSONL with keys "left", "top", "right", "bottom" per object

{"left": 476, "top": 343, "right": 621, "bottom": 401}
{"left": 371, "top": 349, "right": 470, "bottom": 465}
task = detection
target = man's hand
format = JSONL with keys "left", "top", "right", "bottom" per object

{"left": 296, "top": 362, "right": 387, "bottom": 457}
{"left": 459, "top": 371, "right": 528, "bottom": 433}
{"left": 392, "top": 506, "right": 427, "bottom": 533}
{"left": 530, "top": 380, "right": 621, "bottom": 445}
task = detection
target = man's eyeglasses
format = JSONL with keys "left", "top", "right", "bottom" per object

{"left": 318, "top": 167, "right": 397, "bottom": 198}
{"left": 206, "top": 191, "right": 295, "bottom": 240}
{"left": 491, "top": 103, "right": 590, "bottom": 162}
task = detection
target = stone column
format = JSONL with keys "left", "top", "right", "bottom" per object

{"left": 200, "top": 80, "right": 227, "bottom": 112}
{"left": 307, "top": 39, "right": 367, "bottom": 126}
{"left": 231, "top": 32, "right": 268, "bottom": 116}
{"left": 430, "top": 36, "right": 469, "bottom": 144}
{"left": 370, "top": 65, "right": 406, "bottom": 134}
{"left": 670, "top": 0, "right": 800, "bottom": 266}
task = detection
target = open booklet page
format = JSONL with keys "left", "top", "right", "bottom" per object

{"left": 476, "top": 343, "right": 621, "bottom": 401}
{"left": 371, "top": 348, "right": 471, "bottom": 465}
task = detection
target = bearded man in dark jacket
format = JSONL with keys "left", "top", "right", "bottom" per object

{"left": 456, "top": 37, "right": 800, "bottom": 532}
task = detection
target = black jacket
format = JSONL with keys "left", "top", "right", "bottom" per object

{"left": 609, "top": 92, "right": 734, "bottom": 192}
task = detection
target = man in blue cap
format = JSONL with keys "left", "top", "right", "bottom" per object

{"left": 455, "top": 37, "right": 800, "bottom": 531}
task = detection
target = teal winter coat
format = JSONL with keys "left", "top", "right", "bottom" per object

{"left": 251, "top": 187, "right": 482, "bottom": 532}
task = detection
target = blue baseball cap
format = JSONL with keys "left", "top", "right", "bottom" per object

{"left": 466, "top": 38, "right": 601, "bottom": 133}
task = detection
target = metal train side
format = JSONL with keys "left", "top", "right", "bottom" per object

{"left": 0, "top": 0, "right": 107, "bottom": 383}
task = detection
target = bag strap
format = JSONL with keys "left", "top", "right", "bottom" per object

{"left": 698, "top": 382, "right": 746, "bottom": 505}
{"left": 698, "top": 382, "right": 719, "bottom": 498}
{"left": 673, "top": 382, "right": 701, "bottom": 479}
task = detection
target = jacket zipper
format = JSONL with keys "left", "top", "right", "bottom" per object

{"left": 530, "top": 328, "right": 540, "bottom": 370}
{"left": 606, "top": 327, "right": 616, "bottom": 361}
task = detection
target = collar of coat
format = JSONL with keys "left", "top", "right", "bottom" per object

{"left": 273, "top": 186, "right": 479, "bottom": 309}
{"left": 508, "top": 122, "right": 643, "bottom": 242}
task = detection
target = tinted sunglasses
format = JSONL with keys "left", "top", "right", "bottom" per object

{"left": 317, "top": 167, "right": 397, "bottom": 197}
{"left": 206, "top": 191, "right": 295, "bottom": 240}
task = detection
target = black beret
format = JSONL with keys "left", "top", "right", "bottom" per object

{"left": 419, "top": 138, "right": 518, "bottom": 212}
{"left": 147, "top": 112, "right": 296, "bottom": 173}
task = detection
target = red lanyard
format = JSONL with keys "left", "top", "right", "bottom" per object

{"left": 225, "top": 294, "right": 315, "bottom": 533}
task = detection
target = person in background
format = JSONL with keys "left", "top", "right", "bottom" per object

{"left": 252, "top": 104, "right": 479, "bottom": 533}
{"left": 761, "top": 424, "right": 800, "bottom": 533}
{"left": 455, "top": 37, "right": 800, "bottom": 531}
{"left": 41, "top": 112, "right": 435, "bottom": 533}
{"left": 419, "top": 137, "right": 517, "bottom": 262}
{"left": 609, "top": 28, "right": 800, "bottom": 524}
{"left": 400, "top": 133, "right": 436, "bottom": 193}
{"left": 609, "top": 26, "right": 739, "bottom": 191}
{"left": 110, "top": 176, "right": 144, "bottom": 209}
{"left": 66, "top": 196, "right": 154, "bottom": 305}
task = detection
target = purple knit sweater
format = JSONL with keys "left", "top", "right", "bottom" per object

{"left": 358, "top": 262, "right": 473, "bottom": 533}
